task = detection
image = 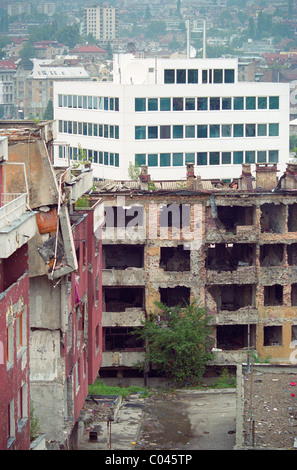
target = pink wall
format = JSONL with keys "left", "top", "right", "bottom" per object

{"left": 0, "top": 253, "right": 30, "bottom": 450}
{"left": 73, "top": 206, "right": 103, "bottom": 386}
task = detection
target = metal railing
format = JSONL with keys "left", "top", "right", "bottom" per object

{"left": 0, "top": 193, "right": 28, "bottom": 230}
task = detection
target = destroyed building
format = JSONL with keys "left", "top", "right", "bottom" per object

{"left": 0, "top": 135, "right": 37, "bottom": 450}
{"left": 91, "top": 163, "right": 297, "bottom": 384}
{"left": 0, "top": 121, "right": 104, "bottom": 450}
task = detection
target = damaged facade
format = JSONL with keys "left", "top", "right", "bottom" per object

{"left": 92, "top": 162, "right": 297, "bottom": 383}
{"left": 0, "top": 136, "right": 37, "bottom": 450}
{"left": 0, "top": 121, "right": 104, "bottom": 450}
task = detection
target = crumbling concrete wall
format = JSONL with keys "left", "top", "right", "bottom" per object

{"left": 7, "top": 140, "right": 59, "bottom": 209}
{"left": 99, "top": 187, "right": 297, "bottom": 368}
{"left": 29, "top": 380, "right": 68, "bottom": 445}
{"left": 29, "top": 275, "right": 63, "bottom": 329}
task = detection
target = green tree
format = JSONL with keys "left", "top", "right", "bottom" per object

{"left": 43, "top": 100, "right": 53, "bottom": 120}
{"left": 145, "top": 5, "right": 152, "bottom": 20}
{"left": 19, "top": 42, "right": 35, "bottom": 59}
{"left": 247, "top": 17, "right": 255, "bottom": 38}
{"left": 0, "top": 8, "right": 9, "bottom": 33}
{"left": 56, "top": 24, "right": 80, "bottom": 48}
{"left": 145, "top": 21, "right": 167, "bottom": 39}
{"left": 105, "top": 42, "right": 113, "bottom": 60}
{"left": 176, "top": 0, "right": 181, "bottom": 17}
{"left": 134, "top": 300, "right": 214, "bottom": 386}
{"left": 290, "top": 135, "right": 297, "bottom": 151}
{"left": 30, "top": 401, "right": 40, "bottom": 440}
{"left": 256, "top": 11, "right": 272, "bottom": 39}
{"left": 128, "top": 161, "right": 140, "bottom": 180}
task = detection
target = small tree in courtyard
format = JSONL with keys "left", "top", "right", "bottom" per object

{"left": 134, "top": 300, "right": 214, "bottom": 386}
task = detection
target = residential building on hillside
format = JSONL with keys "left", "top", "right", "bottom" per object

{"left": 83, "top": 5, "right": 119, "bottom": 43}
{"left": 14, "top": 58, "right": 90, "bottom": 119}
{"left": 93, "top": 162, "right": 297, "bottom": 384}
{"left": 0, "top": 120, "right": 104, "bottom": 449}
{"left": 32, "top": 41, "right": 68, "bottom": 60}
{"left": 0, "top": 62, "right": 17, "bottom": 119}
{"left": 0, "top": 136, "right": 37, "bottom": 450}
{"left": 69, "top": 45, "right": 107, "bottom": 60}
{"left": 53, "top": 53, "right": 289, "bottom": 183}
{"left": 6, "top": 2, "right": 32, "bottom": 16}
{"left": 36, "top": 2, "right": 56, "bottom": 16}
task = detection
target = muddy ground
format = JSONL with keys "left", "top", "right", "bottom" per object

{"left": 134, "top": 388, "right": 237, "bottom": 451}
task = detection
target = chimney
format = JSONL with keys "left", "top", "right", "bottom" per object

{"left": 186, "top": 163, "right": 195, "bottom": 189}
{"left": 186, "top": 163, "right": 202, "bottom": 190}
{"left": 238, "top": 163, "right": 253, "bottom": 190}
{"left": 139, "top": 165, "right": 151, "bottom": 190}
{"left": 255, "top": 164, "right": 278, "bottom": 191}
{"left": 280, "top": 162, "right": 297, "bottom": 190}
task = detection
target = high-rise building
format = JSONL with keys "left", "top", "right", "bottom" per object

{"left": 53, "top": 53, "right": 289, "bottom": 182}
{"left": 83, "top": 4, "right": 119, "bottom": 43}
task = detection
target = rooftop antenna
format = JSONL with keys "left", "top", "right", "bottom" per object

{"left": 186, "top": 20, "right": 190, "bottom": 59}
{"left": 203, "top": 19, "right": 206, "bottom": 59}
{"left": 186, "top": 21, "right": 196, "bottom": 59}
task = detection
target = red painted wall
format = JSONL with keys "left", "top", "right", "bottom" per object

{"left": 66, "top": 205, "right": 103, "bottom": 423}
{"left": 71, "top": 215, "right": 89, "bottom": 422}
{"left": 74, "top": 203, "right": 103, "bottom": 386}
{"left": 0, "top": 245, "right": 30, "bottom": 450}
{"left": 86, "top": 206, "right": 103, "bottom": 385}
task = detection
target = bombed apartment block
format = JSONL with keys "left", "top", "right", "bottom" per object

{"left": 93, "top": 162, "right": 297, "bottom": 381}
{"left": 0, "top": 121, "right": 104, "bottom": 449}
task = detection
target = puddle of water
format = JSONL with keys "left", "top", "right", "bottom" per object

{"left": 137, "top": 400, "right": 194, "bottom": 450}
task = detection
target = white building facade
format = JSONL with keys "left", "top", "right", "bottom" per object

{"left": 83, "top": 5, "right": 119, "bottom": 42}
{"left": 53, "top": 53, "right": 290, "bottom": 181}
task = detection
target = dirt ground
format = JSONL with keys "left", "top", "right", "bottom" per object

{"left": 243, "top": 371, "right": 297, "bottom": 449}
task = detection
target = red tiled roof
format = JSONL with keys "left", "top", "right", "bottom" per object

{"left": 262, "top": 53, "right": 288, "bottom": 64}
{"left": 0, "top": 61, "right": 17, "bottom": 70}
{"left": 11, "top": 37, "right": 27, "bottom": 44}
{"left": 71, "top": 46, "right": 107, "bottom": 53}
{"left": 33, "top": 40, "right": 66, "bottom": 48}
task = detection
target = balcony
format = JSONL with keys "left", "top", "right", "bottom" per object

{"left": 102, "top": 268, "right": 146, "bottom": 286}
{"left": 206, "top": 225, "right": 259, "bottom": 244}
{"left": 0, "top": 193, "right": 27, "bottom": 227}
{"left": 0, "top": 193, "right": 37, "bottom": 258}
{"left": 102, "top": 309, "right": 145, "bottom": 327}
{"left": 102, "top": 226, "right": 146, "bottom": 243}
{"left": 206, "top": 266, "right": 258, "bottom": 285}
{"left": 102, "top": 351, "right": 145, "bottom": 368}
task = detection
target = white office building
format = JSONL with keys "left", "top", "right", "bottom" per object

{"left": 53, "top": 53, "right": 290, "bottom": 182}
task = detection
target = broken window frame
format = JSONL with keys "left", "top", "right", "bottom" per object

{"left": 263, "top": 325, "right": 282, "bottom": 346}
{"left": 103, "top": 327, "right": 144, "bottom": 351}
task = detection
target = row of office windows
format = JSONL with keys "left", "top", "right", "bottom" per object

{"left": 135, "top": 150, "right": 279, "bottom": 167}
{"left": 135, "top": 122, "right": 279, "bottom": 140}
{"left": 163, "top": 68, "right": 235, "bottom": 84}
{"left": 58, "top": 145, "right": 119, "bottom": 166}
{"left": 58, "top": 120, "right": 119, "bottom": 139}
{"left": 58, "top": 94, "right": 119, "bottom": 111}
{"left": 135, "top": 95, "right": 279, "bottom": 112}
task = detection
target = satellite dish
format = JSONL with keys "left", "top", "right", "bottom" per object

{"left": 190, "top": 46, "right": 197, "bottom": 58}
{"left": 123, "top": 61, "right": 148, "bottom": 85}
